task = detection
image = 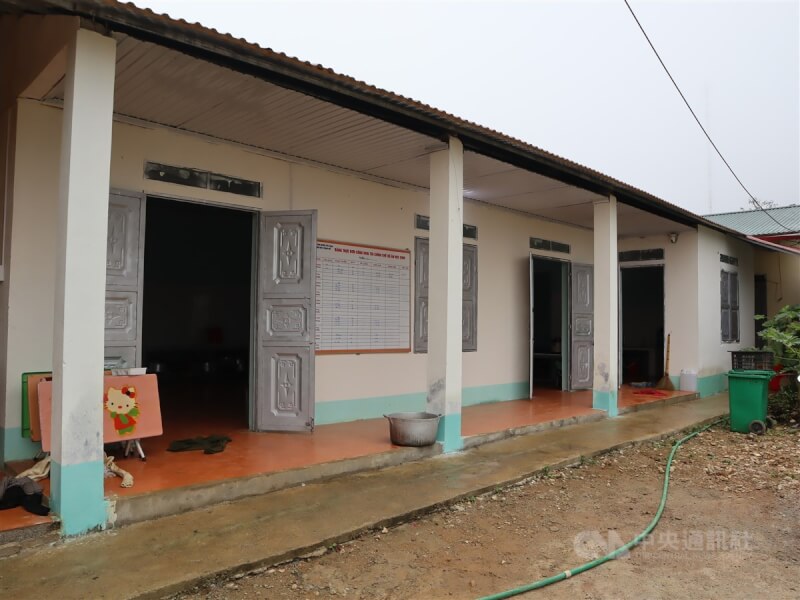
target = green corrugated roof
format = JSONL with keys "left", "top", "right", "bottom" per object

{"left": 705, "top": 205, "right": 800, "bottom": 235}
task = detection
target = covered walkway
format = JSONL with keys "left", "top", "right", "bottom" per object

{"left": 2, "top": 386, "right": 694, "bottom": 526}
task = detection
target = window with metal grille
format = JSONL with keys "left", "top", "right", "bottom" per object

{"left": 619, "top": 248, "right": 665, "bottom": 262}
{"left": 414, "top": 214, "right": 478, "bottom": 239}
{"left": 720, "top": 254, "right": 739, "bottom": 266}
{"left": 145, "top": 162, "right": 261, "bottom": 198}
{"left": 530, "top": 237, "right": 570, "bottom": 254}
{"left": 721, "top": 270, "right": 740, "bottom": 343}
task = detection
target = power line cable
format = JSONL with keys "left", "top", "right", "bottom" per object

{"left": 623, "top": 0, "right": 792, "bottom": 232}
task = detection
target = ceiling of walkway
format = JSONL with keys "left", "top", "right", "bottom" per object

{"left": 40, "top": 34, "right": 691, "bottom": 237}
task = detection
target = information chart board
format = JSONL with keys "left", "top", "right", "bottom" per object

{"left": 315, "top": 240, "right": 410, "bottom": 354}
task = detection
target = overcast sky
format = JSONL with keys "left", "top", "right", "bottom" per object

{"left": 134, "top": 0, "right": 799, "bottom": 215}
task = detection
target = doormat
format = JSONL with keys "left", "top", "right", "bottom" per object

{"left": 167, "top": 435, "right": 232, "bottom": 454}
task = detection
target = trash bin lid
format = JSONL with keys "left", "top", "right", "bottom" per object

{"left": 727, "top": 369, "right": 774, "bottom": 379}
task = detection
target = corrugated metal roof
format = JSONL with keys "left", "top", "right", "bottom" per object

{"left": 705, "top": 205, "right": 800, "bottom": 235}
{"left": 6, "top": 0, "right": 715, "bottom": 227}
{"left": 6, "top": 0, "right": 799, "bottom": 254}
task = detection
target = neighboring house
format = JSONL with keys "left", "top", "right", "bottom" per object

{"left": 706, "top": 205, "right": 800, "bottom": 248}
{"left": 706, "top": 206, "right": 800, "bottom": 320}
{"left": 1, "top": 1, "right": 799, "bottom": 535}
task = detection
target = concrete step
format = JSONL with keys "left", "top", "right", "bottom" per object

{"left": 462, "top": 392, "right": 700, "bottom": 449}
{"left": 0, "top": 520, "right": 60, "bottom": 560}
{"left": 618, "top": 391, "right": 701, "bottom": 414}
{"left": 114, "top": 396, "right": 688, "bottom": 525}
{"left": 463, "top": 410, "right": 607, "bottom": 449}
{"left": 110, "top": 442, "right": 441, "bottom": 527}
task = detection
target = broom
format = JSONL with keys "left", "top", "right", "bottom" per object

{"left": 655, "top": 333, "right": 675, "bottom": 390}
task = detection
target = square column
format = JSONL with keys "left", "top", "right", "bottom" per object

{"left": 427, "top": 137, "right": 464, "bottom": 452}
{"left": 50, "top": 28, "right": 116, "bottom": 536}
{"left": 592, "top": 195, "right": 619, "bottom": 416}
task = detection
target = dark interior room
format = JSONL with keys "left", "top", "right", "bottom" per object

{"left": 621, "top": 266, "right": 664, "bottom": 384}
{"left": 532, "top": 258, "right": 564, "bottom": 389}
{"left": 142, "top": 198, "right": 253, "bottom": 429}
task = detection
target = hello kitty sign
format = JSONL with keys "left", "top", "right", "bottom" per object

{"left": 104, "top": 385, "right": 140, "bottom": 436}
{"left": 37, "top": 374, "right": 163, "bottom": 451}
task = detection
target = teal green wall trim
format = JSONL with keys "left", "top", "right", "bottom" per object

{"left": 437, "top": 413, "right": 463, "bottom": 453}
{"left": 315, "top": 392, "right": 426, "bottom": 425}
{"left": 592, "top": 390, "right": 619, "bottom": 417}
{"left": 51, "top": 460, "right": 107, "bottom": 536}
{"left": 668, "top": 373, "right": 728, "bottom": 398}
{"left": 316, "top": 382, "right": 528, "bottom": 426}
{"left": 1, "top": 427, "right": 42, "bottom": 464}
{"left": 697, "top": 373, "right": 728, "bottom": 398}
{"left": 462, "top": 381, "right": 528, "bottom": 407}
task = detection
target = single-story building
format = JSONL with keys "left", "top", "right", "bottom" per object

{"left": 2, "top": 0, "right": 799, "bottom": 535}
{"left": 706, "top": 205, "right": 800, "bottom": 319}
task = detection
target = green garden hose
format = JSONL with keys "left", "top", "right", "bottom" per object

{"left": 478, "top": 418, "right": 726, "bottom": 600}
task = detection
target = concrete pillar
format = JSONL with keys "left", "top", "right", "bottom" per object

{"left": 427, "top": 137, "right": 464, "bottom": 452}
{"left": 592, "top": 195, "right": 619, "bottom": 416}
{"left": 50, "top": 28, "right": 116, "bottom": 536}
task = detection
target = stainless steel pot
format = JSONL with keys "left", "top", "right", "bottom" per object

{"left": 384, "top": 412, "right": 441, "bottom": 446}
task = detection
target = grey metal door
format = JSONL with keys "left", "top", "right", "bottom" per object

{"left": 529, "top": 255, "right": 534, "bottom": 398}
{"left": 618, "top": 267, "right": 623, "bottom": 388}
{"left": 254, "top": 211, "right": 317, "bottom": 432}
{"left": 413, "top": 238, "right": 477, "bottom": 353}
{"left": 462, "top": 244, "right": 478, "bottom": 351}
{"left": 104, "top": 191, "right": 145, "bottom": 370}
{"left": 570, "top": 263, "right": 594, "bottom": 390}
{"left": 413, "top": 237, "right": 430, "bottom": 353}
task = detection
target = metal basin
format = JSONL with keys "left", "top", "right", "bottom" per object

{"left": 384, "top": 412, "right": 441, "bottom": 447}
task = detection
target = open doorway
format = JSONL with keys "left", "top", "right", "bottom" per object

{"left": 620, "top": 266, "right": 664, "bottom": 384}
{"left": 142, "top": 198, "right": 254, "bottom": 434}
{"left": 530, "top": 257, "right": 569, "bottom": 393}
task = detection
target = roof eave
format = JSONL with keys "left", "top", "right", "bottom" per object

{"left": 20, "top": 0, "right": 770, "bottom": 237}
{"left": 745, "top": 235, "right": 800, "bottom": 256}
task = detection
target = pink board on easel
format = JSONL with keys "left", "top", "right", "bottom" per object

{"left": 37, "top": 375, "right": 163, "bottom": 452}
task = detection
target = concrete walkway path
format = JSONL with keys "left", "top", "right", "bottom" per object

{"left": 0, "top": 394, "right": 728, "bottom": 599}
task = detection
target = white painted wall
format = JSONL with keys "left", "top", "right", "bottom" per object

{"left": 754, "top": 249, "right": 800, "bottom": 318}
{"left": 0, "top": 15, "right": 77, "bottom": 452}
{"left": 618, "top": 227, "right": 755, "bottom": 382}
{"left": 0, "top": 101, "right": 62, "bottom": 439}
{"left": 697, "top": 226, "right": 755, "bottom": 377}
{"left": 1, "top": 101, "right": 598, "bottom": 427}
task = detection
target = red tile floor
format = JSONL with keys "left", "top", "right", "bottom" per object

{"left": 462, "top": 386, "right": 693, "bottom": 437}
{"left": 1, "top": 382, "right": 695, "bottom": 533}
{"left": 463, "top": 389, "right": 597, "bottom": 436}
{"left": 99, "top": 383, "right": 692, "bottom": 497}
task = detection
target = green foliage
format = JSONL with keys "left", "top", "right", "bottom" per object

{"left": 756, "top": 304, "right": 800, "bottom": 369}
{"left": 768, "top": 387, "right": 800, "bottom": 424}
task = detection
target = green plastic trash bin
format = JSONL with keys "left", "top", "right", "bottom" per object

{"left": 727, "top": 370, "right": 773, "bottom": 433}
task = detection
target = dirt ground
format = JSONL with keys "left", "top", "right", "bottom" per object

{"left": 175, "top": 424, "right": 800, "bottom": 600}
